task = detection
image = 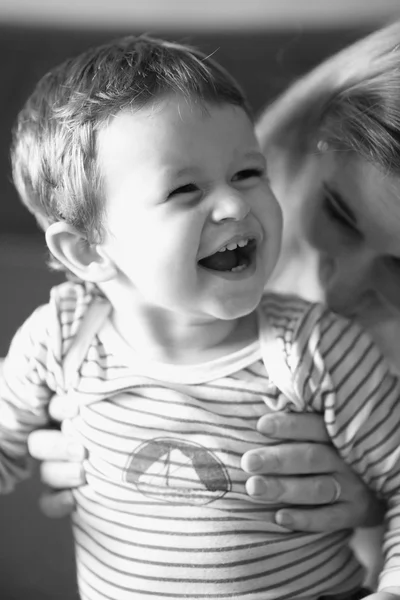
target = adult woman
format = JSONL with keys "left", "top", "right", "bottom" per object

{"left": 28, "top": 19, "right": 400, "bottom": 585}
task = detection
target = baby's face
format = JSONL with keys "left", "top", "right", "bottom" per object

{"left": 96, "top": 94, "right": 282, "bottom": 323}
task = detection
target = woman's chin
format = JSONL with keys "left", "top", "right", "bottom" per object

{"left": 355, "top": 311, "right": 400, "bottom": 375}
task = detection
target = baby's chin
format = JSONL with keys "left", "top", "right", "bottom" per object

{"left": 354, "top": 311, "right": 400, "bottom": 375}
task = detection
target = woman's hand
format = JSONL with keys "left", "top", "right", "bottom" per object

{"left": 241, "top": 412, "right": 385, "bottom": 532}
{"left": 363, "top": 592, "right": 400, "bottom": 600}
{"left": 28, "top": 393, "right": 86, "bottom": 518}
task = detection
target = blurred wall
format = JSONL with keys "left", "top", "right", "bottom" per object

{"left": 0, "top": 0, "right": 400, "bottom": 30}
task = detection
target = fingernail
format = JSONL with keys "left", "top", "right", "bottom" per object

{"left": 71, "top": 464, "right": 86, "bottom": 485}
{"left": 246, "top": 476, "right": 267, "bottom": 496}
{"left": 245, "top": 453, "right": 263, "bottom": 473}
{"left": 60, "top": 491, "right": 75, "bottom": 507}
{"left": 67, "top": 442, "right": 86, "bottom": 460}
{"left": 275, "top": 511, "right": 292, "bottom": 527}
{"left": 257, "top": 416, "right": 275, "bottom": 435}
{"left": 247, "top": 476, "right": 283, "bottom": 499}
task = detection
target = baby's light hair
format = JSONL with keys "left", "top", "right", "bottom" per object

{"left": 11, "top": 34, "right": 250, "bottom": 272}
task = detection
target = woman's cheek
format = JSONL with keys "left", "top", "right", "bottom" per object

{"left": 302, "top": 206, "right": 337, "bottom": 253}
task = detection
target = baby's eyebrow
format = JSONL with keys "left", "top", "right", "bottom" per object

{"left": 163, "top": 166, "right": 201, "bottom": 179}
{"left": 163, "top": 150, "right": 266, "bottom": 180}
{"left": 242, "top": 151, "right": 266, "bottom": 163}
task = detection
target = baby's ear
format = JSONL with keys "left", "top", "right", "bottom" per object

{"left": 45, "top": 222, "right": 117, "bottom": 282}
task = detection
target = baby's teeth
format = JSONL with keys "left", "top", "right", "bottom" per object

{"left": 217, "top": 238, "right": 250, "bottom": 253}
{"left": 230, "top": 264, "right": 247, "bottom": 272}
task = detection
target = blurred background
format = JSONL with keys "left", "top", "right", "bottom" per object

{"left": 1, "top": 1, "right": 400, "bottom": 599}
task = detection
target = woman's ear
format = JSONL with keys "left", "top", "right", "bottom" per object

{"left": 45, "top": 222, "right": 117, "bottom": 282}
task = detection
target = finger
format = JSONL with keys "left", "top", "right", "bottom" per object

{"left": 48, "top": 393, "right": 80, "bottom": 422}
{"left": 39, "top": 461, "right": 86, "bottom": 489}
{"left": 257, "top": 413, "right": 330, "bottom": 442}
{"left": 241, "top": 442, "right": 340, "bottom": 475}
{"left": 38, "top": 489, "right": 76, "bottom": 519}
{"left": 273, "top": 503, "right": 365, "bottom": 532}
{"left": 28, "top": 429, "right": 86, "bottom": 462}
{"left": 245, "top": 474, "right": 345, "bottom": 505}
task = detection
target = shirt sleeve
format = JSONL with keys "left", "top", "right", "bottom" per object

{"left": 0, "top": 300, "right": 64, "bottom": 493}
{"left": 290, "top": 303, "right": 400, "bottom": 591}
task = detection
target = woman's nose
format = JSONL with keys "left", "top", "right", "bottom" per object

{"left": 210, "top": 190, "right": 250, "bottom": 223}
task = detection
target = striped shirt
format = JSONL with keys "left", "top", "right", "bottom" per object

{"left": 1, "top": 280, "right": 400, "bottom": 600}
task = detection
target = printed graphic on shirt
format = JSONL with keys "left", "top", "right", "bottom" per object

{"left": 124, "top": 437, "right": 231, "bottom": 505}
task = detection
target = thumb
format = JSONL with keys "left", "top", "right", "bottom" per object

{"left": 48, "top": 393, "right": 79, "bottom": 422}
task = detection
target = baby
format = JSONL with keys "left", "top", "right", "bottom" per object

{"left": 1, "top": 34, "right": 400, "bottom": 600}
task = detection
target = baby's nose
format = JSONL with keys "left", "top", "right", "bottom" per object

{"left": 211, "top": 191, "right": 250, "bottom": 223}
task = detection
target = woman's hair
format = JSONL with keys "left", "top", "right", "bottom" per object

{"left": 256, "top": 20, "right": 400, "bottom": 295}
{"left": 11, "top": 34, "right": 249, "bottom": 271}
{"left": 257, "top": 19, "right": 400, "bottom": 176}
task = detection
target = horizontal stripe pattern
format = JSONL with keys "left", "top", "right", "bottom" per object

{"left": 1, "top": 282, "right": 400, "bottom": 597}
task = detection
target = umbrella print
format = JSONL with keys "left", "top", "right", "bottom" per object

{"left": 124, "top": 437, "right": 231, "bottom": 505}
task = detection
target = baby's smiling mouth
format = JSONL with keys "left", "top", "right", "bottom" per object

{"left": 198, "top": 237, "right": 257, "bottom": 273}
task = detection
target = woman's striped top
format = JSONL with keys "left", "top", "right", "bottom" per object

{"left": 1, "top": 281, "right": 400, "bottom": 600}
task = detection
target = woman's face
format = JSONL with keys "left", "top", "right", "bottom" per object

{"left": 304, "top": 150, "right": 400, "bottom": 365}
